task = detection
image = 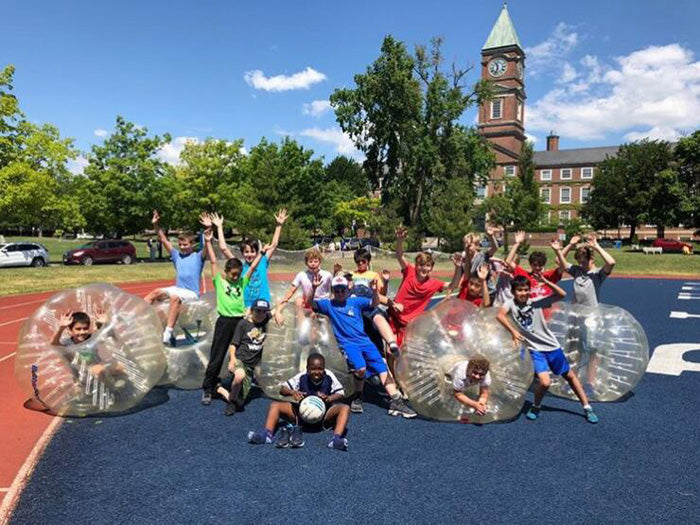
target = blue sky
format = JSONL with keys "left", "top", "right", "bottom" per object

{"left": 2, "top": 0, "right": 699, "bottom": 171}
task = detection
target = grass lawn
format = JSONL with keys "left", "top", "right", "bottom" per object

{"left": 0, "top": 247, "right": 697, "bottom": 297}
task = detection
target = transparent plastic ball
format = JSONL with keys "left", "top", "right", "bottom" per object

{"left": 255, "top": 282, "right": 354, "bottom": 401}
{"left": 395, "top": 299, "right": 533, "bottom": 423}
{"left": 547, "top": 303, "right": 649, "bottom": 402}
{"left": 153, "top": 292, "right": 218, "bottom": 389}
{"left": 15, "top": 284, "right": 166, "bottom": 417}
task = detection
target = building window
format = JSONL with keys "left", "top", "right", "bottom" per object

{"left": 560, "top": 187, "right": 571, "bottom": 204}
{"left": 560, "top": 168, "right": 572, "bottom": 180}
{"left": 559, "top": 210, "right": 571, "bottom": 222}
{"left": 475, "top": 183, "right": 488, "bottom": 198}
{"left": 540, "top": 187, "right": 551, "bottom": 204}
{"left": 581, "top": 167, "right": 594, "bottom": 179}
{"left": 581, "top": 186, "right": 590, "bottom": 203}
{"left": 540, "top": 169, "right": 552, "bottom": 181}
{"left": 491, "top": 99, "right": 503, "bottom": 119}
{"left": 504, "top": 165, "right": 516, "bottom": 177}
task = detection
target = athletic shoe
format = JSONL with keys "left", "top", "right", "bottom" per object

{"left": 290, "top": 426, "right": 305, "bottom": 448}
{"left": 162, "top": 328, "right": 173, "bottom": 344}
{"left": 248, "top": 429, "right": 273, "bottom": 444}
{"left": 388, "top": 398, "right": 417, "bottom": 418}
{"left": 327, "top": 435, "right": 348, "bottom": 451}
{"left": 526, "top": 406, "right": 540, "bottom": 420}
{"left": 350, "top": 398, "right": 363, "bottom": 414}
{"left": 224, "top": 402, "right": 237, "bottom": 417}
{"left": 201, "top": 391, "right": 212, "bottom": 406}
{"left": 275, "top": 426, "right": 291, "bottom": 448}
{"left": 585, "top": 407, "right": 599, "bottom": 424}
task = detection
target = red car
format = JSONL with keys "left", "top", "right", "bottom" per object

{"left": 651, "top": 238, "right": 694, "bottom": 254}
{"left": 63, "top": 240, "right": 137, "bottom": 265}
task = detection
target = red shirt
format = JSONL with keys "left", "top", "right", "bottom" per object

{"left": 391, "top": 263, "right": 445, "bottom": 327}
{"left": 513, "top": 265, "right": 562, "bottom": 300}
{"left": 456, "top": 275, "right": 483, "bottom": 305}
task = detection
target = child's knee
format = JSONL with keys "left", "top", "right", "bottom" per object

{"left": 353, "top": 368, "right": 366, "bottom": 380}
{"left": 233, "top": 368, "right": 246, "bottom": 383}
{"left": 170, "top": 295, "right": 182, "bottom": 305}
{"left": 538, "top": 374, "right": 551, "bottom": 389}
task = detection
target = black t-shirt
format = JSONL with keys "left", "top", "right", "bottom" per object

{"left": 233, "top": 316, "right": 270, "bottom": 366}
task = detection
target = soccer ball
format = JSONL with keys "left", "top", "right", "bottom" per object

{"left": 298, "top": 395, "right": 327, "bottom": 424}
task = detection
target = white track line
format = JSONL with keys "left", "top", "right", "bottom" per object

{"left": 0, "top": 416, "right": 61, "bottom": 525}
{"left": 0, "top": 353, "right": 16, "bottom": 364}
{"left": 0, "top": 299, "right": 45, "bottom": 311}
{"left": 0, "top": 318, "right": 28, "bottom": 328}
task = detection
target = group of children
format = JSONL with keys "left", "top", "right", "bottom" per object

{"left": 53, "top": 209, "right": 617, "bottom": 451}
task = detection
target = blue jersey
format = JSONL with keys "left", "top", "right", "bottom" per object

{"left": 242, "top": 254, "right": 270, "bottom": 306}
{"left": 313, "top": 297, "right": 373, "bottom": 350}
{"left": 172, "top": 249, "right": 204, "bottom": 296}
{"left": 285, "top": 371, "right": 344, "bottom": 397}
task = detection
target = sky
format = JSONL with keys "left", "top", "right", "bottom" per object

{"left": 2, "top": 0, "right": 699, "bottom": 173}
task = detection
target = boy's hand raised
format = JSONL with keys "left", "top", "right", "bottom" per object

{"left": 485, "top": 224, "right": 496, "bottom": 237}
{"left": 477, "top": 263, "right": 489, "bottom": 281}
{"left": 93, "top": 305, "right": 107, "bottom": 325}
{"left": 203, "top": 229, "right": 213, "bottom": 242}
{"left": 514, "top": 230, "right": 525, "bottom": 244}
{"left": 395, "top": 226, "right": 408, "bottom": 239}
{"left": 210, "top": 213, "right": 224, "bottom": 228}
{"left": 381, "top": 269, "right": 391, "bottom": 281}
{"left": 550, "top": 238, "right": 562, "bottom": 251}
{"left": 151, "top": 210, "right": 160, "bottom": 225}
{"left": 58, "top": 310, "right": 73, "bottom": 328}
{"left": 311, "top": 273, "right": 323, "bottom": 288}
{"left": 198, "top": 213, "right": 212, "bottom": 228}
{"left": 262, "top": 243, "right": 273, "bottom": 253}
{"left": 569, "top": 234, "right": 581, "bottom": 246}
{"left": 275, "top": 208, "right": 288, "bottom": 225}
{"left": 451, "top": 252, "right": 464, "bottom": 267}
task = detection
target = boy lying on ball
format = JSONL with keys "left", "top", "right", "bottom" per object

{"left": 450, "top": 355, "right": 491, "bottom": 417}
{"left": 248, "top": 353, "right": 350, "bottom": 451}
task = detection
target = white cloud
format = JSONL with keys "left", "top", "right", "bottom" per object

{"left": 244, "top": 67, "right": 326, "bottom": 92}
{"left": 300, "top": 127, "right": 363, "bottom": 159}
{"left": 303, "top": 99, "right": 332, "bottom": 117}
{"left": 526, "top": 22, "right": 579, "bottom": 77}
{"left": 93, "top": 128, "right": 108, "bottom": 138}
{"left": 526, "top": 44, "right": 700, "bottom": 142}
{"left": 557, "top": 62, "right": 578, "bottom": 84}
{"left": 157, "top": 136, "right": 200, "bottom": 165}
{"left": 67, "top": 155, "right": 89, "bottom": 175}
{"left": 525, "top": 133, "right": 539, "bottom": 144}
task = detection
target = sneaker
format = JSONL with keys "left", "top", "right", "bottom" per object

{"left": 388, "top": 397, "right": 417, "bottom": 418}
{"left": 526, "top": 406, "right": 540, "bottom": 420}
{"left": 585, "top": 407, "right": 599, "bottom": 424}
{"left": 247, "top": 429, "right": 273, "bottom": 444}
{"left": 275, "top": 426, "right": 291, "bottom": 448}
{"left": 201, "top": 391, "right": 212, "bottom": 406}
{"left": 289, "top": 426, "right": 305, "bottom": 448}
{"left": 162, "top": 328, "right": 173, "bottom": 344}
{"left": 350, "top": 398, "right": 363, "bottom": 414}
{"left": 327, "top": 435, "right": 348, "bottom": 451}
{"left": 224, "top": 402, "right": 237, "bottom": 417}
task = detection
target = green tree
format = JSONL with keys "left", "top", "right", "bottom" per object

{"left": 645, "top": 168, "right": 691, "bottom": 238}
{"left": 331, "top": 36, "right": 492, "bottom": 231}
{"left": 324, "top": 155, "right": 369, "bottom": 197}
{"left": 674, "top": 131, "right": 700, "bottom": 229}
{"left": 424, "top": 178, "right": 475, "bottom": 251}
{"left": 0, "top": 65, "right": 22, "bottom": 167}
{"left": 80, "top": 116, "right": 172, "bottom": 237}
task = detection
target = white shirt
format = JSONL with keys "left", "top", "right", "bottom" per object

{"left": 450, "top": 360, "right": 492, "bottom": 391}
{"left": 292, "top": 269, "right": 332, "bottom": 301}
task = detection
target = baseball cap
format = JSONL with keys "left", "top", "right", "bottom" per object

{"left": 331, "top": 275, "right": 348, "bottom": 288}
{"left": 251, "top": 299, "right": 270, "bottom": 311}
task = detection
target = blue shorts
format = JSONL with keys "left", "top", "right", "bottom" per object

{"left": 529, "top": 348, "right": 570, "bottom": 375}
{"left": 342, "top": 342, "right": 388, "bottom": 377}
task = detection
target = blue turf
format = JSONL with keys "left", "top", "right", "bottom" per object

{"left": 10, "top": 278, "right": 700, "bottom": 524}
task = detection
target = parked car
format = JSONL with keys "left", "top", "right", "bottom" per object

{"left": 0, "top": 242, "right": 49, "bottom": 268}
{"left": 340, "top": 237, "right": 361, "bottom": 251}
{"left": 63, "top": 240, "right": 137, "bottom": 265}
{"left": 651, "top": 238, "right": 694, "bottom": 254}
{"left": 360, "top": 238, "right": 381, "bottom": 249}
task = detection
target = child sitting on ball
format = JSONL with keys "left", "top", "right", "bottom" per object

{"left": 248, "top": 353, "right": 350, "bottom": 451}
{"left": 450, "top": 355, "right": 491, "bottom": 417}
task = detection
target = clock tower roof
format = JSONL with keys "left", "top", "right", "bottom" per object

{"left": 483, "top": 3, "right": 522, "bottom": 51}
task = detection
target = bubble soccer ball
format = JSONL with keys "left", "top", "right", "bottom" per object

{"left": 395, "top": 299, "right": 533, "bottom": 423}
{"left": 15, "top": 284, "right": 167, "bottom": 417}
{"left": 255, "top": 282, "right": 354, "bottom": 401}
{"left": 547, "top": 303, "right": 649, "bottom": 402}
{"left": 153, "top": 292, "right": 218, "bottom": 389}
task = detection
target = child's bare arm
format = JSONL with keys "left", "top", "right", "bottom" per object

{"left": 277, "top": 284, "right": 299, "bottom": 311}
{"left": 561, "top": 234, "right": 580, "bottom": 259}
{"left": 394, "top": 226, "right": 409, "bottom": 270}
{"left": 210, "top": 213, "right": 234, "bottom": 259}
{"left": 497, "top": 306, "right": 524, "bottom": 346}
{"left": 266, "top": 208, "right": 288, "bottom": 260}
{"left": 540, "top": 275, "right": 566, "bottom": 298}
{"left": 443, "top": 253, "right": 464, "bottom": 297}
{"left": 280, "top": 384, "right": 304, "bottom": 401}
{"left": 477, "top": 264, "right": 491, "bottom": 308}
{"left": 227, "top": 345, "right": 237, "bottom": 373}
{"left": 589, "top": 233, "right": 616, "bottom": 274}
{"left": 152, "top": 210, "right": 173, "bottom": 254}
{"left": 549, "top": 238, "right": 568, "bottom": 273}
{"left": 203, "top": 230, "right": 219, "bottom": 277}
{"left": 485, "top": 224, "right": 499, "bottom": 257}
{"left": 453, "top": 390, "right": 487, "bottom": 415}
{"left": 505, "top": 230, "right": 524, "bottom": 271}
{"left": 244, "top": 243, "right": 270, "bottom": 279}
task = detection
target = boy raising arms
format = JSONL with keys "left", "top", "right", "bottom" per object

{"left": 145, "top": 210, "right": 208, "bottom": 343}
{"left": 457, "top": 264, "right": 491, "bottom": 308}
{"left": 201, "top": 228, "right": 266, "bottom": 405}
{"left": 248, "top": 353, "right": 350, "bottom": 451}
{"left": 496, "top": 275, "right": 599, "bottom": 424}
{"left": 505, "top": 231, "right": 563, "bottom": 300}
{"left": 309, "top": 274, "right": 417, "bottom": 418}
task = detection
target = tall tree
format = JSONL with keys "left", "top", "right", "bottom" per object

{"left": 331, "top": 36, "right": 493, "bottom": 231}
{"left": 673, "top": 131, "right": 700, "bottom": 229}
{"left": 324, "top": 155, "right": 370, "bottom": 197}
{"left": 80, "top": 116, "right": 172, "bottom": 237}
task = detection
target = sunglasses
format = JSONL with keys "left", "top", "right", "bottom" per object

{"left": 332, "top": 286, "right": 348, "bottom": 292}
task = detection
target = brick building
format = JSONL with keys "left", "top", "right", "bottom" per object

{"left": 477, "top": 4, "right": 620, "bottom": 224}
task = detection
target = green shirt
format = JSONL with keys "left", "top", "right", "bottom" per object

{"left": 214, "top": 273, "right": 249, "bottom": 317}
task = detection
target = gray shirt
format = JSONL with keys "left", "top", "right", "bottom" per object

{"left": 567, "top": 264, "right": 608, "bottom": 307}
{"left": 504, "top": 294, "right": 562, "bottom": 352}
{"left": 463, "top": 251, "right": 496, "bottom": 295}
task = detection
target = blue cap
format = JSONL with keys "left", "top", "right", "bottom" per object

{"left": 252, "top": 299, "right": 270, "bottom": 311}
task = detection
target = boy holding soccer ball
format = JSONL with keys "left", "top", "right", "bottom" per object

{"left": 248, "top": 353, "right": 350, "bottom": 451}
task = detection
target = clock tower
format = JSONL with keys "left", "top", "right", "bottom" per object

{"left": 478, "top": 3, "right": 526, "bottom": 169}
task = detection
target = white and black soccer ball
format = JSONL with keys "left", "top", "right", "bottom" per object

{"left": 298, "top": 395, "right": 327, "bottom": 424}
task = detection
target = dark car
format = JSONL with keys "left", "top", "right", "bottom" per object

{"left": 360, "top": 238, "right": 381, "bottom": 249}
{"left": 651, "top": 238, "right": 694, "bottom": 254}
{"left": 63, "top": 240, "right": 137, "bottom": 265}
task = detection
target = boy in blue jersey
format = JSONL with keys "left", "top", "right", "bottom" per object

{"left": 145, "top": 210, "right": 208, "bottom": 343}
{"left": 248, "top": 353, "right": 350, "bottom": 451}
{"left": 209, "top": 209, "right": 287, "bottom": 307}
{"left": 309, "top": 274, "right": 416, "bottom": 418}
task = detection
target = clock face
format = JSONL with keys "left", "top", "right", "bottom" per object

{"left": 489, "top": 58, "right": 507, "bottom": 77}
